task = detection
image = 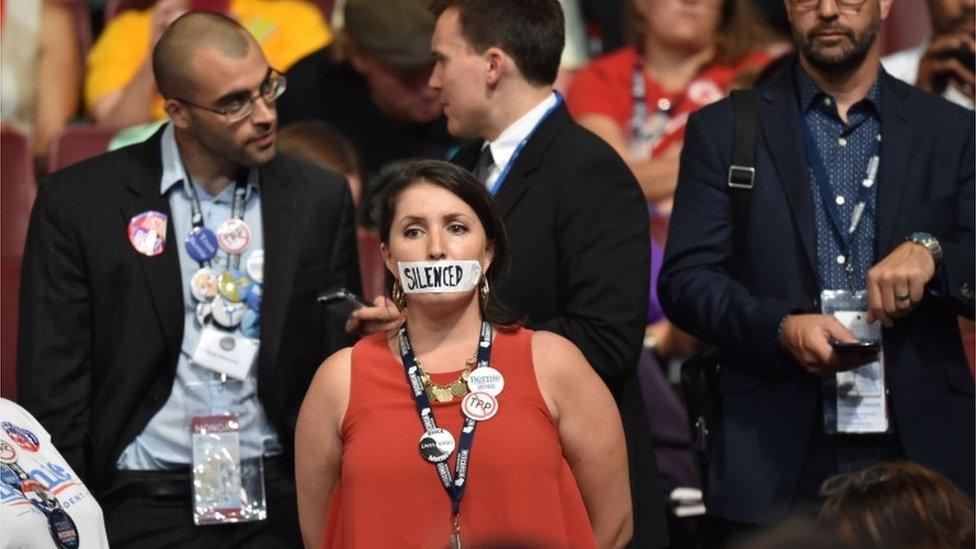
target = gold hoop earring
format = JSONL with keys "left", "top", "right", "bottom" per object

{"left": 478, "top": 278, "right": 490, "bottom": 312}
{"left": 392, "top": 281, "right": 407, "bottom": 311}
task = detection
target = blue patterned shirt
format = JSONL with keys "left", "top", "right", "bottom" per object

{"left": 796, "top": 64, "right": 882, "bottom": 291}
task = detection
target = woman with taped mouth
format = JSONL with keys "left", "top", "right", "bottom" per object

{"left": 295, "top": 159, "right": 632, "bottom": 548}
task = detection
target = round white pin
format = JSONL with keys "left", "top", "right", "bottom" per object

{"left": 216, "top": 218, "right": 251, "bottom": 255}
{"left": 467, "top": 367, "right": 504, "bottom": 397}
{"left": 461, "top": 391, "right": 499, "bottom": 421}
{"left": 245, "top": 249, "right": 264, "bottom": 284}
{"left": 418, "top": 428, "right": 456, "bottom": 463}
{"left": 190, "top": 267, "right": 218, "bottom": 302}
{"left": 195, "top": 302, "right": 212, "bottom": 326}
{"left": 210, "top": 295, "right": 247, "bottom": 328}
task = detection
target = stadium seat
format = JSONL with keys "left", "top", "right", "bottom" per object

{"left": 48, "top": 124, "right": 118, "bottom": 173}
{"left": 1, "top": 130, "right": 35, "bottom": 401}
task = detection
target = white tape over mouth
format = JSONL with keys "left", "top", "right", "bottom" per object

{"left": 397, "top": 260, "right": 483, "bottom": 294}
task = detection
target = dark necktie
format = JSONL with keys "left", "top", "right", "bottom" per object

{"left": 473, "top": 145, "right": 495, "bottom": 185}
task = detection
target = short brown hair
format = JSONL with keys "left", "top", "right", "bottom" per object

{"left": 430, "top": 0, "right": 564, "bottom": 86}
{"left": 820, "top": 461, "right": 975, "bottom": 549}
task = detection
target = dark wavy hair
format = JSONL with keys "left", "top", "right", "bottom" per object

{"left": 371, "top": 159, "right": 521, "bottom": 329}
{"left": 820, "top": 461, "right": 975, "bottom": 549}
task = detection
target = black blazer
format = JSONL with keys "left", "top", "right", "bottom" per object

{"left": 17, "top": 129, "right": 361, "bottom": 494}
{"left": 454, "top": 105, "right": 669, "bottom": 548}
{"left": 659, "top": 63, "right": 975, "bottom": 523}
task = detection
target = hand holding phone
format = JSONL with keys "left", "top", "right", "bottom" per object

{"left": 317, "top": 288, "right": 371, "bottom": 318}
{"left": 830, "top": 339, "right": 880, "bottom": 355}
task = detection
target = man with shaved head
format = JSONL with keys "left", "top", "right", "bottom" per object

{"left": 18, "top": 11, "right": 360, "bottom": 547}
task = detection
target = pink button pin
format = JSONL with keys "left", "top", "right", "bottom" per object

{"left": 128, "top": 211, "right": 168, "bottom": 257}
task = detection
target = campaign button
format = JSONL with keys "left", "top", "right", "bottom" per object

{"left": 241, "top": 309, "right": 261, "bottom": 339}
{"left": 244, "top": 284, "right": 262, "bottom": 312}
{"left": 127, "top": 211, "right": 167, "bottom": 257}
{"left": 216, "top": 218, "right": 251, "bottom": 255}
{"left": 245, "top": 249, "right": 264, "bottom": 284}
{"left": 418, "top": 428, "right": 455, "bottom": 463}
{"left": 461, "top": 391, "right": 498, "bottom": 421}
{"left": 185, "top": 226, "right": 219, "bottom": 263}
{"left": 217, "top": 269, "right": 251, "bottom": 303}
{"left": 467, "top": 367, "right": 504, "bottom": 397}
{"left": 190, "top": 267, "right": 218, "bottom": 302}
{"left": 47, "top": 508, "right": 80, "bottom": 548}
{"left": 211, "top": 295, "right": 246, "bottom": 328}
{"left": 195, "top": 302, "right": 212, "bottom": 327}
{"left": 1, "top": 422, "right": 39, "bottom": 452}
{"left": 0, "top": 440, "right": 17, "bottom": 464}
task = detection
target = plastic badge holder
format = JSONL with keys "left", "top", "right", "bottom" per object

{"left": 820, "top": 289, "right": 890, "bottom": 434}
{"left": 186, "top": 380, "right": 267, "bottom": 525}
{"left": 191, "top": 415, "right": 267, "bottom": 525}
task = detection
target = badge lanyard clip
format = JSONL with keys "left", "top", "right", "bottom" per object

{"left": 799, "top": 109, "right": 879, "bottom": 292}
{"left": 399, "top": 320, "right": 494, "bottom": 548}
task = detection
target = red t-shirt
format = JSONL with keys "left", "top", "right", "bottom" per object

{"left": 567, "top": 45, "right": 771, "bottom": 159}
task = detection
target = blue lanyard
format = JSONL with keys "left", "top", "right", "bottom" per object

{"left": 799, "top": 109, "right": 880, "bottom": 289}
{"left": 397, "top": 321, "right": 493, "bottom": 519}
{"left": 488, "top": 93, "right": 564, "bottom": 196}
{"left": 1, "top": 461, "right": 79, "bottom": 548}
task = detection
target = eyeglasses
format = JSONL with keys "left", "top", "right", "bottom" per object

{"left": 791, "top": 0, "right": 869, "bottom": 11}
{"left": 175, "top": 68, "right": 287, "bottom": 123}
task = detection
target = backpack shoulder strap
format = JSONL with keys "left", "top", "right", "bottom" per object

{"left": 727, "top": 89, "right": 758, "bottom": 277}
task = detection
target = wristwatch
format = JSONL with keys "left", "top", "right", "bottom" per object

{"left": 907, "top": 231, "right": 943, "bottom": 267}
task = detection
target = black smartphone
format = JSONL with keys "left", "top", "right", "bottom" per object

{"left": 317, "top": 288, "right": 371, "bottom": 318}
{"left": 830, "top": 339, "right": 881, "bottom": 354}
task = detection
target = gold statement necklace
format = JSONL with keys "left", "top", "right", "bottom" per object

{"left": 417, "top": 355, "right": 477, "bottom": 403}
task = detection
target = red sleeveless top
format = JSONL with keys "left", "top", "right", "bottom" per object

{"left": 322, "top": 327, "right": 597, "bottom": 548}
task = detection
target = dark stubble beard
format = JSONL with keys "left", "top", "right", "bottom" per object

{"left": 793, "top": 14, "right": 881, "bottom": 75}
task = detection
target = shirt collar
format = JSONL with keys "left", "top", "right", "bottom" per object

{"left": 794, "top": 62, "right": 882, "bottom": 116}
{"left": 159, "top": 122, "right": 260, "bottom": 198}
{"left": 485, "top": 92, "right": 559, "bottom": 171}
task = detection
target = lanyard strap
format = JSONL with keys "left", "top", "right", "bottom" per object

{"left": 398, "top": 320, "right": 493, "bottom": 516}
{"left": 488, "top": 93, "right": 563, "bottom": 197}
{"left": 1, "top": 461, "right": 68, "bottom": 517}
{"left": 799, "top": 114, "right": 879, "bottom": 289}
{"left": 631, "top": 59, "right": 648, "bottom": 143}
{"left": 180, "top": 164, "right": 249, "bottom": 269}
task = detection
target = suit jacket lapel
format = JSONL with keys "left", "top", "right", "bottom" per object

{"left": 758, "top": 65, "right": 819, "bottom": 276}
{"left": 493, "top": 105, "right": 569, "bottom": 218}
{"left": 875, "top": 71, "right": 912, "bottom": 254}
{"left": 118, "top": 133, "right": 184, "bottom": 356}
{"left": 256, "top": 158, "right": 297, "bottom": 372}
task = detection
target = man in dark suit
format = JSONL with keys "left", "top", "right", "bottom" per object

{"left": 17, "top": 12, "right": 359, "bottom": 548}
{"left": 428, "top": 1, "right": 665, "bottom": 546}
{"left": 659, "top": 0, "right": 974, "bottom": 539}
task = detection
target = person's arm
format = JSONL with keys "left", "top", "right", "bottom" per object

{"left": 533, "top": 155, "right": 649, "bottom": 389}
{"left": 532, "top": 331, "right": 632, "bottom": 548}
{"left": 866, "top": 117, "right": 975, "bottom": 324}
{"left": 16, "top": 177, "right": 92, "bottom": 478}
{"left": 575, "top": 113, "right": 681, "bottom": 204}
{"left": 658, "top": 109, "right": 798, "bottom": 374}
{"left": 88, "top": 0, "right": 186, "bottom": 126}
{"left": 33, "top": 1, "right": 82, "bottom": 157}
{"left": 295, "top": 348, "right": 351, "bottom": 548}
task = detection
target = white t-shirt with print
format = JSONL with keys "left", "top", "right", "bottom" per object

{"left": 1, "top": 399, "right": 109, "bottom": 549}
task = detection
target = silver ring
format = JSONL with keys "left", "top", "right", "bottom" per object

{"left": 895, "top": 293, "right": 911, "bottom": 302}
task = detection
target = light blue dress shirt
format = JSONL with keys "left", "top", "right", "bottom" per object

{"left": 117, "top": 124, "right": 281, "bottom": 469}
